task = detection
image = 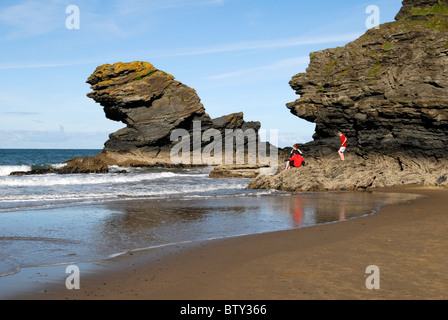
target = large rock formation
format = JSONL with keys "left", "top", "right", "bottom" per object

{"left": 249, "top": 0, "right": 448, "bottom": 191}
{"left": 395, "top": 0, "right": 443, "bottom": 20}
{"left": 87, "top": 61, "right": 208, "bottom": 153}
{"left": 86, "top": 61, "right": 264, "bottom": 167}
{"left": 286, "top": 0, "right": 448, "bottom": 159}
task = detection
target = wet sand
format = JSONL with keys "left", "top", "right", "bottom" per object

{"left": 12, "top": 186, "right": 448, "bottom": 300}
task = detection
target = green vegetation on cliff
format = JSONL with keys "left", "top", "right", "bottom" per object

{"left": 399, "top": 1, "right": 448, "bottom": 31}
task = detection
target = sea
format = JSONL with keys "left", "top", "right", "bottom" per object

{"left": 0, "top": 149, "right": 421, "bottom": 298}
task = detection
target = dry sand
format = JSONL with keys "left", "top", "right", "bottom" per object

{"left": 14, "top": 186, "right": 448, "bottom": 300}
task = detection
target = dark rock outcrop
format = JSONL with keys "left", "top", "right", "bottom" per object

{"left": 286, "top": 0, "right": 448, "bottom": 159}
{"left": 10, "top": 157, "right": 109, "bottom": 176}
{"left": 86, "top": 61, "right": 211, "bottom": 153}
{"left": 86, "top": 61, "right": 265, "bottom": 167}
{"left": 249, "top": 0, "right": 448, "bottom": 191}
{"left": 62, "top": 157, "right": 109, "bottom": 173}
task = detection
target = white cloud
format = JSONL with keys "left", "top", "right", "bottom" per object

{"left": 0, "top": 31, "right": 360, "bottom": 71}
{"left": 0, "top": 0, "right": 69, "bottom": 39}
{"left": 112, "top": 0, "right": 225, "bottom": 18}
{"left": 150, "top": 32, "right": 362, "bottom": 58}
{"left": 0, "top": 0, "right": 127, "bottom": 41}
{"left": 0, "top": 61, "right": 92, "bottom": 70}
{"left": 5, "top": 112, "right": 41, "bottom": 116}
{"left": 208, "top": 56, "right": 310, "bottom": 80}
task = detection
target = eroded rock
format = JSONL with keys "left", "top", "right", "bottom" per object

{"left": 287, "top": 0, "right": 448, "bottom": 158}
{"left": 86, "top": 61, "right": 265, "bottom": 167}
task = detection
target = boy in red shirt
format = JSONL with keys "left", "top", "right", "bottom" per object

{"left": 338, "top": 132, "right": 347, "bottom": 161}
{"left": 284, "top": 150, "right": 305, "bottom": 171}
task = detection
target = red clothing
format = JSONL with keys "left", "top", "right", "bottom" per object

{"left": 289, "top": 154, "right": 304, "bottom": 168}
{"left": 340, "top": 134, "right": 347, "bottom": 147}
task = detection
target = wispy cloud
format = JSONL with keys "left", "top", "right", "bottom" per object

{"left": 0, "top": 0, "right": 68, "bottom": 40}
{"left": 0, "top": 57, "right": 115, "bottom": 70}
{"left": 201, "top": 56, "right": 311, "bottom": 89}
{"left": 0, "top": 31, "right": 359, "bottom": 71}
{"left": 151, "top": 32, "right": 362, "bottom": 58}
{"left": 0, "top": 0, "right": 127, "bottom": 41}
{"left": 0, "top": 129, "right": 110, "bottom": 149}
{"left": 0, "top": 61, "right": 90, "bottom": 70}
{"left": 208, "top": 56, "right": 310, "bottom": 80}
{"left": 5, "top": 112, "right": 41, "bottom": 116}
{"left": 112, "top": 0, "right": 225, "bottom": 18}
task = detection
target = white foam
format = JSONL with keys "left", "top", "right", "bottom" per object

{"left": 0, "top": 171, "right": 178, "bottom": 187}
{"left": 108, "top": 165, "right": 130, "bottom": 173}
{"left": 0, "top": 165, "right": 32, "bottom": 176}
{"left": 51, "top": 163, "right": 67, "bottom": 170}
{"left": 0, "top": 182, "right": 248, "bottom": 204}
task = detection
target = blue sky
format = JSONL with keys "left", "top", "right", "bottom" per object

{"left": 0, "top": 0, "right": 403, "bottom": 149}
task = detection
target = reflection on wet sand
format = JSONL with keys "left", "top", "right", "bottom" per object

{"left": 97, "top": 191, "right": 422, "bottom": 257}
{"left": 0, "top": 191, "right": 423, "bottom": 281}
{"left": 290, "top": 197, "right": 304, "bottom": 228}
{"left": 285, "top": 191, "right": 422, "bottom": 229}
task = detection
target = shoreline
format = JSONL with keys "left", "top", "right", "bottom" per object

{"left": 6, "top": 185, "right": 448, "bottom": 300}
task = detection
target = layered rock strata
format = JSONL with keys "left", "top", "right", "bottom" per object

{"left": 249, "top": 0, "right": 448, "bottom": 191}
{"left": 248, "top": 153, "right": 448, "bottom": 191}
{"left": 86, "top": 61, "right": 267, "bottom": 168}
{"left": 286, "top": 0, "right": 448, "bottom": 158}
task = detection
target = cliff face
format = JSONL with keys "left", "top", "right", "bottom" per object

{"left": 248, "top": 0, "right": 448, "bottom": 191}
{"left": 287, "top": 0, "right": 448, "bottom": 158}
{"left": 86, "top": 61, "right": 261, "bottom": 166}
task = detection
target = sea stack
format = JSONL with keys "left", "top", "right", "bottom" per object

{"left": 86, "top": 61, "right": 263, "bottom": 167}
{"left": 248, "top": 0, "right": 448, "bottom": 191}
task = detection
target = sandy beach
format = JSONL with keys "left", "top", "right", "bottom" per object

{"left": 8, "top": 185, "right": 446, "bottom": 301}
